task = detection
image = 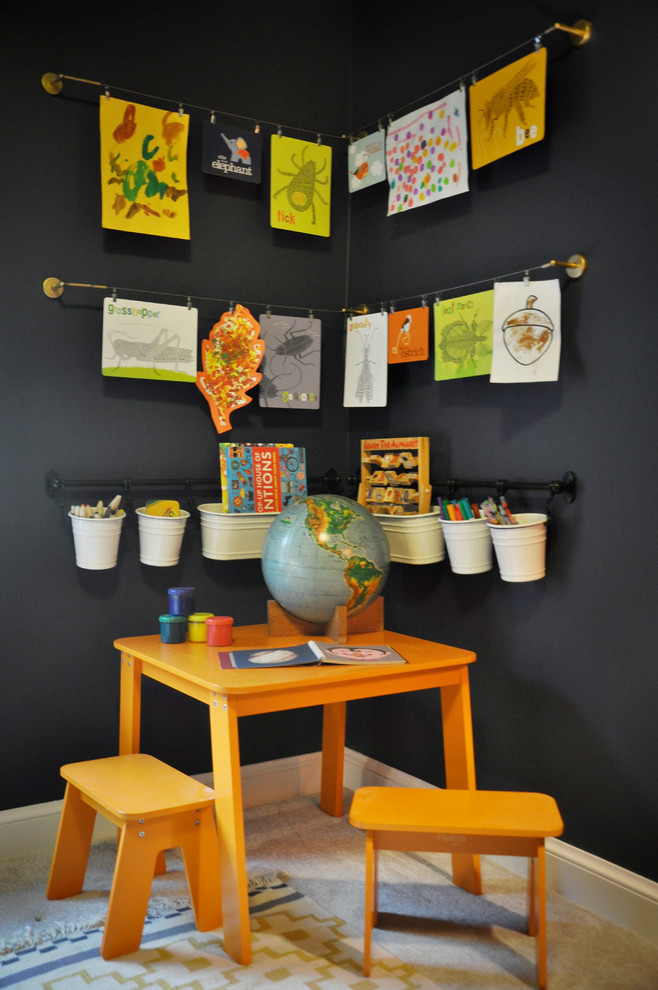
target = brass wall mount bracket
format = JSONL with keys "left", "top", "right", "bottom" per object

{"left": 554, "top": 20, "right": 592, "bottom": 46}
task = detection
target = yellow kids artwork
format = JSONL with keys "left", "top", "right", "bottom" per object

{"left": 270, "top": 135, "right": 332, "bottom": 237}
{"left": 469, "top": 48, "right": 547, "bottom": 170}
{"left": 100, "top": 97, "right": 190, "bottom": 239}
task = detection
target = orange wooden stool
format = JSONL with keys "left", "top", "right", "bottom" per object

{"left": 47, "top": 754, "right": 222, "bottom": 959}
{"left": 349, "top": 786, "right": 563, "bottom": 989}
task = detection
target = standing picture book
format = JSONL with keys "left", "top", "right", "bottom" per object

{"left": 308, "top": 641, "right": 406, "bottom": 665}
{"left": 358, "top": 437, "right": 431, "bottom": 515}
{"left": 219, "top": 443, "right": 307, "bottom": 513}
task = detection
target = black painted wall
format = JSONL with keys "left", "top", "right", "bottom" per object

{"left": 3, "top": 1, "right": 656, "bottom": 883}
{"left": 345, "top": 0, "right": 658, "bottom": 882}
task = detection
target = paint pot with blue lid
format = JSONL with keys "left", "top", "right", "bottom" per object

{"left": 167, "top": 586, "right": 195, "bottom": 616}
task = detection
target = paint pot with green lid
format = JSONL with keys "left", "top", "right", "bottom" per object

{"left": 159, "top": 614, "right": 188, "bottom": 644}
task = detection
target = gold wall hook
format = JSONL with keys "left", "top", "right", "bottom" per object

{"left": 42, "top": 72, "right": 103, "bottom": 95}
{"left": 42, "top": 72, "right": 63, "bottom": 95}
{"left": 43, "top": 277, "right": 64, "bottom": 298}
{"left": 342, "top": 304, "right": 369, "bottom": 315}
{"left": 550, "top": 254, "right": 587, "bottom": 278}
{"left": 554, "top": 20, "right": 592, "bottom": 46}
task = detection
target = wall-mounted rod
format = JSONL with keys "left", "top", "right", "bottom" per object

{"left": 46, "top": 468, "right": 342, "bottom": 500}
{"left": 432, "top": 472, "right": 577, "bottom": 503}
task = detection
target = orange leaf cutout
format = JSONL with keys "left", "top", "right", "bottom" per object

{"left": 196, "top": 305, "right": 265, "bottom": 434}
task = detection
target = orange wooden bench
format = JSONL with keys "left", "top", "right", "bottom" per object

{"left": 349, "top": 786, "right": 564, "bottom": 989}
{"left": 47, "top": 754, "right": 222, "bottom": 959}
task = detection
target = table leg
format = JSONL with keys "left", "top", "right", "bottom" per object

{"left": 119, "top": 653, "right": 141, "bottom": 755}
{"left": 441, "top": 669, "right": 482, "bottom": 894}
{"left": 320, "top": 701, "right": 346, "bottom": 816}
{"left": 209, "top": 693, "right": 251, "bottom": 966}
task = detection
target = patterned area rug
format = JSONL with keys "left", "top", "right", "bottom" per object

{"left": 0, "top": 877, "right": 438, "bottom": 989}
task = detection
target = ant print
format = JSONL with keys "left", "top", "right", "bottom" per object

{"left": 469, "top": 48, "right": 547, "bottom": 169}
{"left": 270, "top": 135, "right": 332, "bottom": 237}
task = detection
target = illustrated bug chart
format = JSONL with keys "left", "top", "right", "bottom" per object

{"left": 343, "top": 312, "right": 388, "bottom": 407}
{"left": 469, "top": 48, "right": 547, "bottom": 170}
{"left": 99, "top": 98, "right": 190, "bottom": 239}
{"left": 434, "top": 290, "right": 494, "bottom": 380}
{"left": 386, "top": 89, "right": 469, "bottom": 215}
{"left": 490, "top": 279, "right": 561, "bottom": 382}
{"left": 258, "top": 314, "right": 321, "bottom": 408}
{"left": 270, "top": 135, "right": 332, "bottom": 236}
{"left": 102, "top": 297, "right": 198, "bottom": 381}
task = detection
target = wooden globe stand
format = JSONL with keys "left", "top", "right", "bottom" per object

{"left": 267, "top": 597, "right": 384, "bottom": 643}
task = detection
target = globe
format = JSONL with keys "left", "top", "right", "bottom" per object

{"left": 261, "top": 494, "right": 390, "bottom": 624}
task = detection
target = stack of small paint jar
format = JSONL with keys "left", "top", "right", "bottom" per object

{"left": 159, "top": 587, "right": 232, "bottom": 646}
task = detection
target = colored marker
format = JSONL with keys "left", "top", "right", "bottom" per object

{"left": 459, "top": 498, "right": 473, "bottom": 519}
{"left": 500, "top": 497, "right": 516, "bottom": 524}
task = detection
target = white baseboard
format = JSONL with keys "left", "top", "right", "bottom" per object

{"left": 2, "top": 749, "right": 656, "bottom": 949}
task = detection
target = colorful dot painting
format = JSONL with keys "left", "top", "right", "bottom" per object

{"left": 386, "top": 90, "right": 468, "bottom": 215}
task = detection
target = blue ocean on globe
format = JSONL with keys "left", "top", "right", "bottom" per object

{"left": 261, "top": 494, "right": 390, "bottom": 623}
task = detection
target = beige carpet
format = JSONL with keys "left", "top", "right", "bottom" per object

{"left": 1, "top": 791, "right": 657, "bottom": 988}
{"left": 244, "top": 792, "right": 658, "bottom": 989}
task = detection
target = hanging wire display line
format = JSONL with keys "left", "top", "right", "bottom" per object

{"left": 41, "top": 20, "right": 590, "bottom": 145}
{"left": 351, "top": 19, "right": 592, "bottom": 137}
{"left": 339, "top": 254, "right": 587, "bottom": 317}
{"left": 40, "top": 72, "right": 347, "bottom": 141}
{"left": 42, "top": 254, "right": 586, "bottom": 315}
{"left": 41, "top": 278, "right": 346, "bottom": 316}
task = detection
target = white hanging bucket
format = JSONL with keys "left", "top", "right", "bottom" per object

{"left": 69, "top": 512, "right": 125, "bottom": 570}
{"left": 377, "top": 508, "right": 445, "bottom": 564}
{"left": 198, "top": 504, "right": 277, "bottom": 560}
{"left": 488, "top": 513, "right": 548, "bottom": 582}
{"left": 136, "top": 508, "right": 190, "bottom": 566}
{"left": 440, "top": 517, "right": 492, "bottom": 574}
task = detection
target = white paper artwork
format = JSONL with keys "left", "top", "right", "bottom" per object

{"left": 386, "top": 89, "right": 469, "bottom": 215}
{"left": 343, "top": 312, "right": 388, "bottom": 407}
{"left": 490, "top": 279, "right": 561, "bottom": 382}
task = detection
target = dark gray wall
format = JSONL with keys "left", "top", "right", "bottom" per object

{"left": 2, "top": 2, "right": 351, "bottom": 806}
{"left": 346, "top": 0, "right": 657, "bottom": 882}
{"left": 2, "top": 1, "right": 656, "bottom": 884}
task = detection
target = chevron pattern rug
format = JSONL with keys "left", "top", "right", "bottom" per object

{"left": 0, "top": 876, "right": 437, "bottom": 989}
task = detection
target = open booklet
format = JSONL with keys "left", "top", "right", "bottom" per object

{"left": 308, "top": 641, "right": 406, "bottom": 665}
{"left": 216, "top": 641, "right": 406, "bottom": 669}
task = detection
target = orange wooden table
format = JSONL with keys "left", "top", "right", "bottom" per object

{"left": 114, "top": 625, "right": 481, "bottom": 965}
